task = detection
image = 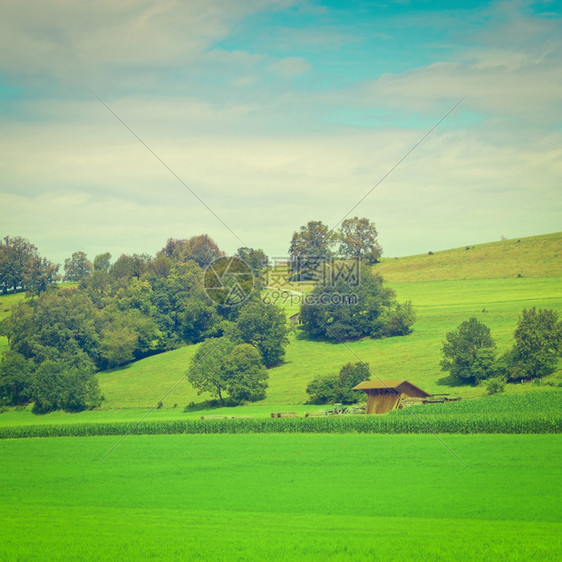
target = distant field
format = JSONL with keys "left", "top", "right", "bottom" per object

{"left": 0, "top": 434, "right": 559, "bottom": 560}
{"left": 375, "top": 232, "right": 562, "bottom": 282}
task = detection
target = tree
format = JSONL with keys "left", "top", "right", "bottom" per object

{"left": 440, "top": 318, "right": 496, "bottom": 384}
{"left": 64, "top": 251, "right": 92, "bottom": 282}
{"left": 93, "top": 252, "right": 112, "bottom": 272}
{"left": 186, "top": 338, "right": 268, "bottom": 404}
{"left": 187, "top": 337, "right": 235, "bottom": 402}
{"left": 289, "top": 221, "right": 335, "bottom": 280}
{"left": 0, "top": 236, "right": 50, "bottom": 293}
{"left": 223, "top": 344, "right": 268, "bottom": 403}
{"left": 183, "top": 234, "right": 224, "bottom": 267}
{"left": 338, "top": 217, "right": 382, "bottom": 264}
{"left": 233, "top": 299, "right": 289, "bottom": 367}
{"left": 23, "top": 255, "right": 59, "bottom": 295}
{"left": 337, "top": 362, "right": 370, "bottom": 403}
{"left": 306, "top": 362, "right": 370, "bottom": 404}
{"left": 235, "top": 247, "right": 267, "bottom": 281}
{"left": 300, "top": 264, "right": 415, "bottom": 342}
{"left": 32, "top": 359, "right": 101, "bottom": 414}
{"left": 500, "top": 307, "right": 562, "bottom": 381}
{"left": 159, "top": 235, "right": 224, "bottom": 267}
{"left": 0, "top": 351, "right": 34, "bottom": 405}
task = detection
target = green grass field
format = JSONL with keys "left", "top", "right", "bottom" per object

{"left": 375, "top": 231, "right": 562, "bottom": 282}
{"left": 0, "top": 434, "right": 560, "bottom": 560}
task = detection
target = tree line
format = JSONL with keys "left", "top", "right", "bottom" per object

{"left": 0, "top": 235, "right": 288, "bottom": 412}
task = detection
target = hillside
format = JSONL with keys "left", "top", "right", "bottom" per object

{"left": 374, "top": 232, "right": 562, "bottom": 282}
{"left": 1, "top": 232, "right": 561, "bottom": 412}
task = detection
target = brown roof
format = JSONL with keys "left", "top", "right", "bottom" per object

{"left": 352, "top": 380, "right": 430, "bottom": 398}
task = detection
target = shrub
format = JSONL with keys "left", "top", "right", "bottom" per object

{"left": 484, "top": 376, "right": 506, "bottom": 395}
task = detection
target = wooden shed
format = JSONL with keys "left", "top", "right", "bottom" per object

{"left": 352, "top": 380, "right": 431, "bottom": 414}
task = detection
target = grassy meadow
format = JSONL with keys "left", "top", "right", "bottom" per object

{"left": 0, "top": 434, "right": 560, "bottom": 560}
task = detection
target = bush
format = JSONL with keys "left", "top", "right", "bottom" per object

{"left": 306, "top": 362, "right": 369, "bottom": 404}
{"left": 484, "top": 376, "right": 506, "bottom": 395}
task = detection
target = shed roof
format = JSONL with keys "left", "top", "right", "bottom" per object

{"left": 352, "top": 380, "right": 430, "bottom": 398}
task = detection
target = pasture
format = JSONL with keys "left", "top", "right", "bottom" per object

{"left": 93, "top": 275, "right": 562, "bottom": 409}
{"left": 0, "top": 433, "right": 560, "bottom": 560}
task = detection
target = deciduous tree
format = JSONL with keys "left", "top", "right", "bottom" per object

{"left": 440, "top": 318, "right": 496, "bottom": 384}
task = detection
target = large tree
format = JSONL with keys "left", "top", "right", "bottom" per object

{"left": 0, "top": 236, "right": 58, "bottom": 294}
{"left": 289, "top": 221, "right": 335, "bottom": 281}
{"left": 500, "top": 307, "right": 562, "bottom": 380}
{"left": 223, "top": 344, "right": 268, "bottom": 403}
{"left": 159, "top": 235, "right": 224, "bottom": 267}
{"left": 64, "top": 251, "right": 92, "bottom": 282}
{"left": 440, "top": 318, "right": 496, "bottom": 384}
{"left": 233, "top": 299, "right": 289, "bottom": 367}
{"left": 338, "top": 217, "right": 382, "bottom": 264}
{"left": 186, "top": 337, "right": 268, "bottom": 404}
{"left": 300, "top": 264, "right": 415, "bottom": 342}
{"left": 187, "top": 337, "right": 235, "bottom": 403}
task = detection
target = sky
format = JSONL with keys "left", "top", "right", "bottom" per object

{"left": 1, "top": 0, "right": 561, "bottom": 265}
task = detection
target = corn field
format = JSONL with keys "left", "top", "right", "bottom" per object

{"left": 0, "top": 412, "right": 560, "bottom": 439}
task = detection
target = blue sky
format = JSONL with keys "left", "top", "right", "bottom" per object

{"left": 1, "top": 0, "right": 561, "bottom": 264}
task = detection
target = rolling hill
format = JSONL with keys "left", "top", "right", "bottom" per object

{"left": 97, "top": 232, "right": 562, "bottom": 409}
{"left": 1, "top": 232, "right": 561, "bottom": 412}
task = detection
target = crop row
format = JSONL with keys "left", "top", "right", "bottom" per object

{"left": 393, "top": 390, "right": 562, "bottom": 416}
{"left": 0, "top": 413, "right": 560, "bottom": 439}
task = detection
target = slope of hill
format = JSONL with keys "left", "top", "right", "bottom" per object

{"left": 374, "top": 232, "right": 562, "bottom": 282}
{"left": 1, "top": 233, "right": 561, "bottom": 412}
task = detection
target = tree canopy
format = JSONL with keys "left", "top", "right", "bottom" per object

{"left": 300, "top": 264, "right": 415, "bottom": 342}
{"left": 440, "top": 318, "right": 496, "bottom": 384}
{"left": 338, "top": 216, "right": 382, "bottom": 264}
{"left": 186, "top": 338, "right": 268, "bottom": 404}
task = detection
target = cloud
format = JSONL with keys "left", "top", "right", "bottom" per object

{"left": 351, "top": 4, "right": 562, "bottom": 126}
{"left": 269, "top": 57, "right": 312, "bottom": 77}
{"left": 0, "top": 0, "right": 295, "bottom": 82}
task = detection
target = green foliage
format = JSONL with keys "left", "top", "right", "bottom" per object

{"left": 484, "top": 376, "right": 506, "bottom": 395}
{"left": 235, "top": 247, "right": 267, "bottom": 280}
{"left": 440, "top": 317, "right": 496, "bottom": 384}
{"left": 93, "top": 252, "right": 111, "bottom": 272}
{"left": 300, "top": 265, "right": 415, "bottom": 342}
{"left": 233, "top": 299, "right": 289, "bottom": 367}
{"left": 187, "top": 338, "right": 268, "bottom": 404}
{"left": 223, "top": 344, "right": 268, "bottom": 403}
{"left": 0, "top": 351, "right": 34, "bottom": 405}
{"left": 500, "top": 307, "right": 562, "bottom": 381}
{"left": 289, "top": 220, "right": 334, "bottom": 280}
{"left": 159, "top": 235, "right": 224, "bottom": 267}
{"left": 64, "top": 251, "right": 92, "bottom": 282}
{"left": 338, "top": 216, "right": 382, "bottom": 264}
{"left": 186, "top": 337, "right": 235, "bottom": 403}
{"left": 1, "top": 412, "right": 560, "bottom": 438}
{"left": 32, "top": 359, "right": 101, "bottom": 414}
{"left": 306, "top": 362, "right": 369, "bottom": 404}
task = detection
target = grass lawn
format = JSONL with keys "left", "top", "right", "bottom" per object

{"left": 0, "top": 433, "right": 560, "bottom": 560}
